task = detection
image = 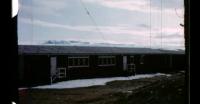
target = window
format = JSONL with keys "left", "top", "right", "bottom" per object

{"left": 68, "top": 56, "right": 89, "bottom": 68}
{"left": 98, "top": 56, "right": 116, "bottom": 66}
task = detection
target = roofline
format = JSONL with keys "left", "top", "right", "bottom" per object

{"left": 18, "top": 45, "right": 185, "bottom": 55}
{"left": 18, "top": 53, "right": 185, "bottom": 56}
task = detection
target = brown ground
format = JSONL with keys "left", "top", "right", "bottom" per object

{"left": 19, "top": 72, "right": 187, "bottom": 104}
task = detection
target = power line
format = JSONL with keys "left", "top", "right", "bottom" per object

{"left": 79, "top": 0, "right": 114, "bottom": 53}
{"left": 161, "top": 0, "right": 163, "bottom": 49}
{"left": 79, "top": 0, "right": 104, "bottom": 38}
{"left": 145, "top": 0, "right": 148, "bottom": 49}
{"left": 149, "top": 0, "right": 152, "bottom": 49}
{"left": 31, "top": 0, "right": 33, "bottom": 45}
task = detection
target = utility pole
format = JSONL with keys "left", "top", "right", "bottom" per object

{"left": 184, "top": 0, "right": 190, "bottom": 104}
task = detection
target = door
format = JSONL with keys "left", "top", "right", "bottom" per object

{"left": 50, "top": 57, "right": 57, "bottom": 76}
{"left": 128, "top": 56, "right": 136, "bottom": 75}
{"left": 123, "top": 56, "right": 127, "bottom": 71}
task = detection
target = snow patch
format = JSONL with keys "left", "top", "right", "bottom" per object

{"left": 33, "top": 73, "right": 170, "bottom": 89}
{"left": 18, "top": 87, "right": 28, "bottom": 91}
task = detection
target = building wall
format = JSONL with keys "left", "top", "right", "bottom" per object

{"left": 18, "top": 54, "right": 186, "bottom": 86}
{"left": 18, "top": 55, "right": 24, "bottom": 85}
{"left": 171, "top": 54, "right": 186, "bottom": 71}
{"left": 21, "top": 55, "right": 50, "bottom": 86}
{"left": 56, "top": 55, "right": 125, "bottom": 80}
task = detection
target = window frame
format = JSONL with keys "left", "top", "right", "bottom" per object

{"left": 98, "top": 56, "right": 116, "bottom": 66}
{"left": 68, "top": 56, "right": 89, "bottom": 68}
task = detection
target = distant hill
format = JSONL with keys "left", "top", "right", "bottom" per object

{"left": 43, "top": 40, "right": 136, "bottom": 47}
{"left": 42, "top": 40, "right": 185, "bottom": 52}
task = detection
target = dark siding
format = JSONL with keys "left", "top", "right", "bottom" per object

{"left": 90, "top": 55, "right": 98, "bottom": 77}
{"left": 67, "top": 55, "right": 91, "bottom": 79}
{"left": 132, "top": 55, "right": 143, "bottom": 74}
{"left": 18, "top": 54, "right": 186, "bottom": 86}
{"left": 18, "top": 55, "right": 25, "bottom": 86}
{"left": 23, "top": 55, "right": 50, "bottom": 86}
{"left": 116, "top": 55, "right": 124, "bottom": 75}
{"left": 136, "top": 55, "right": 165, "bottom": 74}
{"left": 57, "top": 55, "right": 67, "bottom": 68}
{"left": 65, "top": 55, "right": 125, "bottom": 79}
{"left": 171, "top": 54, "right": 186, "bottom": 71}
{"left": 95, "top": 55, "right": 123, "bottom": 77}
{"left": 135, "top": 54, "right": 186, "bottom": 74}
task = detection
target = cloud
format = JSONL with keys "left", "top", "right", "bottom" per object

{"left": 19, "top": 18, "right": 95, "bottom": 32}
{"left": 19, "top": 0, "right": 184, "bottom": 15}
{"left": 19, "top": 17, "right": 149, "bottom": 39}
{"left": 84, "top": 0, "right": 184, "bottom": 14}
{"left": 154, "top": 33, "right": 183, "bottom": 39}
{"left": 151, "top": 0, "right": 183, "bottom": 9}
{"left": 42, "top": 40, "right": 136, "bottom": 47}
{"left": 18, "top": 0, "right": 184, "bottom": 50}
{"left": 84, "top": 0, "right": 149, "bottom": 12}
{"left": 19, "top": 17, "right": 184, "bottom": 50}
{"left": 20, "top": 17, "right": 183, "bottom": 38}
{"left": 138, "top": 24, "right": 150, "bottom": 28}
{"left": 19, "top": 0, "right": 70, "bottom": 17}
{"left": 33, "top": 0, "right": 67, "bottom": 10}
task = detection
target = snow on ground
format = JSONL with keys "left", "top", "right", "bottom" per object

{"left": 33, "top": 73, "right": 171, "bottom": 89}
{"left": 18, "top": 87, "right": 28, "bottom": 91}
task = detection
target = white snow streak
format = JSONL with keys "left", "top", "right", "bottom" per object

{"left": 33, "top": 73, "right": 171, "bottom": 89}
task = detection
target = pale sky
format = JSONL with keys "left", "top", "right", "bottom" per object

{"left": 18, "top": 0, "right": 184, "bottom": 50}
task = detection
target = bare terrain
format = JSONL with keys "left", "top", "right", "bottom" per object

{"left": 19, "top": 71, "right": 186, "bottom": 104}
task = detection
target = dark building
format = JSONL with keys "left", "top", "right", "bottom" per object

{"left": 18, "top": 45, "right": 186, "bottom": 87}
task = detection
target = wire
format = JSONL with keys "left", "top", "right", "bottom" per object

{"left": 161, "top": 0, "right": 163, "bottom": 49}
{"left": 31, "top": 0, "right": 33, "bottom": 45}
{"left": 79, "top": 0, "right": 114, "bottom": 53}
{"left": 144, "top": 0, "right": 148, "bottom": 49}
{"left": 149, "top": 0, "right": 152, "bottom": 49}
{"left": 79, "top": 0, "right": 104, "bottom": 39}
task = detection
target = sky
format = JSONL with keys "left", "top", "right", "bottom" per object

{"left": 18, "top": 0, "right": 184, "bottom": 50}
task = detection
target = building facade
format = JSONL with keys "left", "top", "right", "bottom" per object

{"left": 18, "top": 45, "right": 186, "bottom": 86}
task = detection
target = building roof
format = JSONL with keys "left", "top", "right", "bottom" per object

{"left": 18, "top": 45, "right": 185, "bottom": 55}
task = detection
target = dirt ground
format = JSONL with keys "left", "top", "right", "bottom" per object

{"left": 19, "top": 72, "right": 187, "bottom": 104}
